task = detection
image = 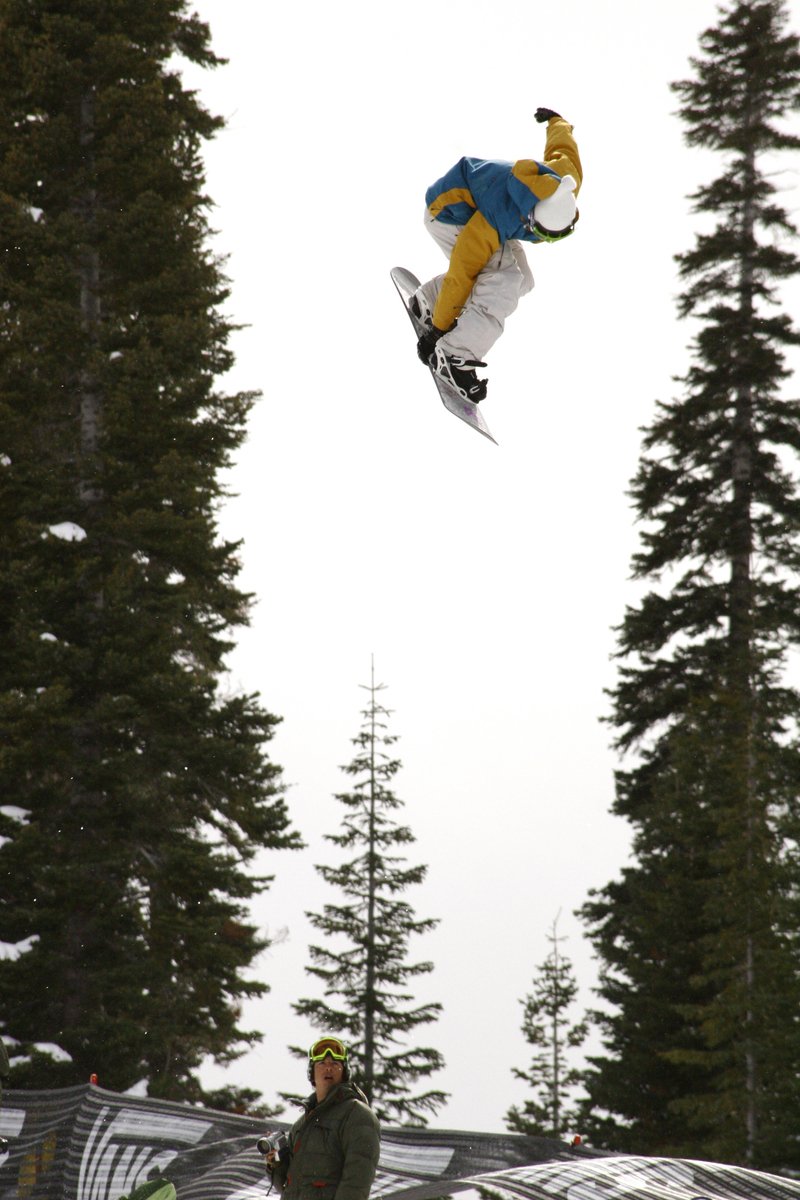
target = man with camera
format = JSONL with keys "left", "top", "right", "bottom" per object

{"left": 262, "top": 1037, "right": 380, "bottom": 1200}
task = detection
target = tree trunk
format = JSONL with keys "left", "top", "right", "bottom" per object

{"left": 729, "top": 139, "right": 757, "bottom": 1165}
{"left": 363, "top": 662, "right": 378, "bottom": 1104}
{"left": 78, "top": 91, "right": 102, "bottom": 505}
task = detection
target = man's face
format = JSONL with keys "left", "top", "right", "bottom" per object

{"left": 313, "top": 1053, "right": 344, "bottom": 1100}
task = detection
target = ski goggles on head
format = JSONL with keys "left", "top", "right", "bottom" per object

{"left": 309, "top": 1037, "right": 348, "bottom": 1063}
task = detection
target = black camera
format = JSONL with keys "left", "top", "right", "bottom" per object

{"left": 257, "top": 1132, "right": 289, "bottom": 1161}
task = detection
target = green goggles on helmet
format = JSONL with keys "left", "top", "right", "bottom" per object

{"left": 309, "top": 1037, "right": 348, "bottom": 1063}
{"left": 524, "top": 210, "right": 579, "bottom": 243}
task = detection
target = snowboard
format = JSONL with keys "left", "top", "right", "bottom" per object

{"left": 390, "top": 267, "right": 497, "bottom": 444}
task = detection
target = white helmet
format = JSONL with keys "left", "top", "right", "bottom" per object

{"left": 532, "top": 174, "right": 578, "bottom": 238}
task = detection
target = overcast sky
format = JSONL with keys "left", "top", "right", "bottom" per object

{"left": 180, "top": 0, "right": 800, "bottom": 1133}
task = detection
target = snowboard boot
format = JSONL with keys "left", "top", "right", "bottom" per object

{"left": 432, "top": 344, "right": 488, "bottom": 403}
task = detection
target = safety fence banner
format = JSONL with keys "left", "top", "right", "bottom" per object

{"left": 2, "top": 1084, "right": 800, "bottom": 1200}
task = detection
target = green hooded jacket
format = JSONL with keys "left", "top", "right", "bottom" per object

{"left": 271, "top": 1082, "right": 380, "bottom": 1200}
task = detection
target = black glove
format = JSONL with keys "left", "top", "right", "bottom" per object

{"left": 535, "top": 107, "right": 561, "bottom": 123}
{"left": 417, "top": 324, "right": 446, "bottom": 365}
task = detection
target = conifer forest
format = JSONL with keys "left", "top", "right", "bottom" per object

{"left": 2, "top": 0, "right": 800, "bottom": 1170}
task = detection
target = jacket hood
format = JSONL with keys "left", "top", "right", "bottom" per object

{"left": 302, "top": 1080, "right": 370, "bottom": 1112}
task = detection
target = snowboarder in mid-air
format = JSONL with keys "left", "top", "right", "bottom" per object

{"left": 411, "top": 107, "right": 583, "bottom": 403}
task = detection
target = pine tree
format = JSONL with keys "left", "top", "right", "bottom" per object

{"left": 0, "top": 0, "right": 300, "bottom": 1107}
{"left": 505, "top": 917, "right": 587, "bottom": 1140}
{"left": 293, "top": 665, "right": 447, "bottom": 1126}
{"left": 580, "top": 0, "right": 800, "bottom": 1170}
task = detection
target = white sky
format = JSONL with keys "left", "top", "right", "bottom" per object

{"left": 181, "top": 0, "right": 800, "bottom": 1133}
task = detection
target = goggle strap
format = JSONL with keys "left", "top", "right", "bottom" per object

{"left": 532, "top": 220, "right": 574, "bottom": 243}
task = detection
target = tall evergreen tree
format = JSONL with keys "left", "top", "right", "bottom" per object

{"left": 505, "top": 917, "right": 587, "bottom": 1140}
{"left": 293, "top": 665, "right": 447, "bottom": 1126}
{"left": 580, "top": 0, "right": 800, "bottom": 1170}
{"left": 0, "top": 0, "right": 299, "bottom": 1107}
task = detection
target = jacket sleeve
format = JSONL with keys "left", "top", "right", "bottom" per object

{"left": 268, "top": 1151, "right": 291, "bottom": 1192}
{"left": 268, "top": 1117, "right": 302, "bottom": 1192}
{"left": 432, "top": 209, "right": 501, "bottom": 331}
{"left": 333, "top": 1102, "right": 380, "bottom": 1200}
{"left": 543, "top": 115, "right": 582, "bottom": 191}
{"left": 511, "top": 116, "right": 583, "bottom": 202}
{"left": 268, "top": 1160, "right": 289, "bottom": 1192}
